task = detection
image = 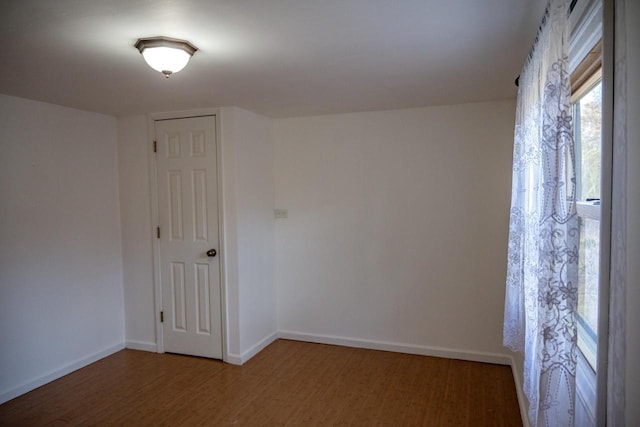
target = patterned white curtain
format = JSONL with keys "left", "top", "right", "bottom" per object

{"left": 503, "top": 0, "right": 578, "bottom": 426}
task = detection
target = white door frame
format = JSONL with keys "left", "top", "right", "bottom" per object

{"left": 147, "top": 108, "right": 230, "bottom": 362}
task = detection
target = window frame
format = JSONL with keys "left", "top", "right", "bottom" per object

{"left": 572, "top": 63, "right": 602, "bottom": 372}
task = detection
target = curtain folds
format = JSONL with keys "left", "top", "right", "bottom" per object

{"left": 503, "top": 0, "right": 578, "bottom": 425}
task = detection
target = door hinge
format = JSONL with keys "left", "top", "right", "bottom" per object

{"left": 153, "top": 140, "right": 157, "bottom": 152}
{"left": 157, "top": 226, "right": 160, "bottom": 239}
{"left": 160, "top": 311, "right": 164, "bottom": 323}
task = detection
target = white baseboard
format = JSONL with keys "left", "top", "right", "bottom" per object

{"left": 125, "top": 340, "right": 157, "bottom": 353}
{"left": 240, "top": 331, "right": 278, "bottom": 364}
{"left": 0, "top": 342, "right": 125, "bottom": 405}
{"left": 509, "top": 357, "right": 530, "bottom": 427}
{"left": 225, "top": 331, "right": 278, "bottom": 366}
{"left": 225, "top": 352, "right": 243, "bottom": 365}
{"left": 277, "top": 330, "right": 512, "bottom": 365}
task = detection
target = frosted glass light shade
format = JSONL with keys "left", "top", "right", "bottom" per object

{"left": 142, "top": 47, "right": 190, "bottom": 74}
{"left": 135, "top": 37, "right": 198, "bottom": 78}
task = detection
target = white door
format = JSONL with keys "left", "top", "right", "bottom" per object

{"left": 155, "top": 116, "right": 222, "bottom": 359}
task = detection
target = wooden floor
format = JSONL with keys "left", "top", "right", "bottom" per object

{"left": 0, "top": 340, "right": 522, "bottom": 426}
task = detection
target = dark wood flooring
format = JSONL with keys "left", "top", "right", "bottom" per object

{"left": 0, "top": 339, "right": 522, "bottom": 426}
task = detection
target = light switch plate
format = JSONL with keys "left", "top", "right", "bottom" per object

{"left": 274, "top": 208, "right": 288, "bottom": 219}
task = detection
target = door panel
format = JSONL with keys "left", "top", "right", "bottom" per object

{"left": 155, "top": 116, "right": 222, "bottom": 359}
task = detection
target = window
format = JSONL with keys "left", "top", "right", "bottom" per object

{"left": 568, "top": 2, "right": 605, "bottom": 424}
{"left": 571, "top": 45, "right": 602, "bottom": 372}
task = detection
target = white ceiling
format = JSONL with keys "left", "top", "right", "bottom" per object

{"left": 0, "top": 0, "right": 546, "bottom": 118}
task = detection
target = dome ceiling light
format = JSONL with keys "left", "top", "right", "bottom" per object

{"left": 135, "top": 36, "right": 198, "bottom": 78}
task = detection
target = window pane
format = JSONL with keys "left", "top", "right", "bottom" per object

{"left": 578, "top": 216, "right": 600, "bottom": 337}
{"left": 573, "top": 78, "right": 602, "bottom": 371}
{"left": 577, "top": 82, "right": 602, "bottom": 201}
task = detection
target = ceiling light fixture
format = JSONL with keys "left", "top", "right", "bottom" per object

{"left": 135, "top": 36, "right": 198, "bottom": 78}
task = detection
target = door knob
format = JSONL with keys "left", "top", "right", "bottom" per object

{"left": 206, "top": 249, "right": 217, "bottom": 257}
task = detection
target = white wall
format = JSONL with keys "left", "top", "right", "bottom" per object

{"left": 118, "top": 107, "right": 277, "bottom": 364}
{"left": 218, "top": 107, "right": 277, "bottom": 362}
{"left": 117, "top": 115, "right": 156, "bottom": 351}
{"left": 233, "top": 108, "right": 277, "bottom": 358}
{"left": 0, "top": 94, "right": 125, "bottom": 403}
{"left": 273, "top": 100, "right": 516, "bottom": 360}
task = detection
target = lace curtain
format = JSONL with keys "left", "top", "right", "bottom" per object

{"left": 503, "top": 0, "right": 578, "bottom": 426}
